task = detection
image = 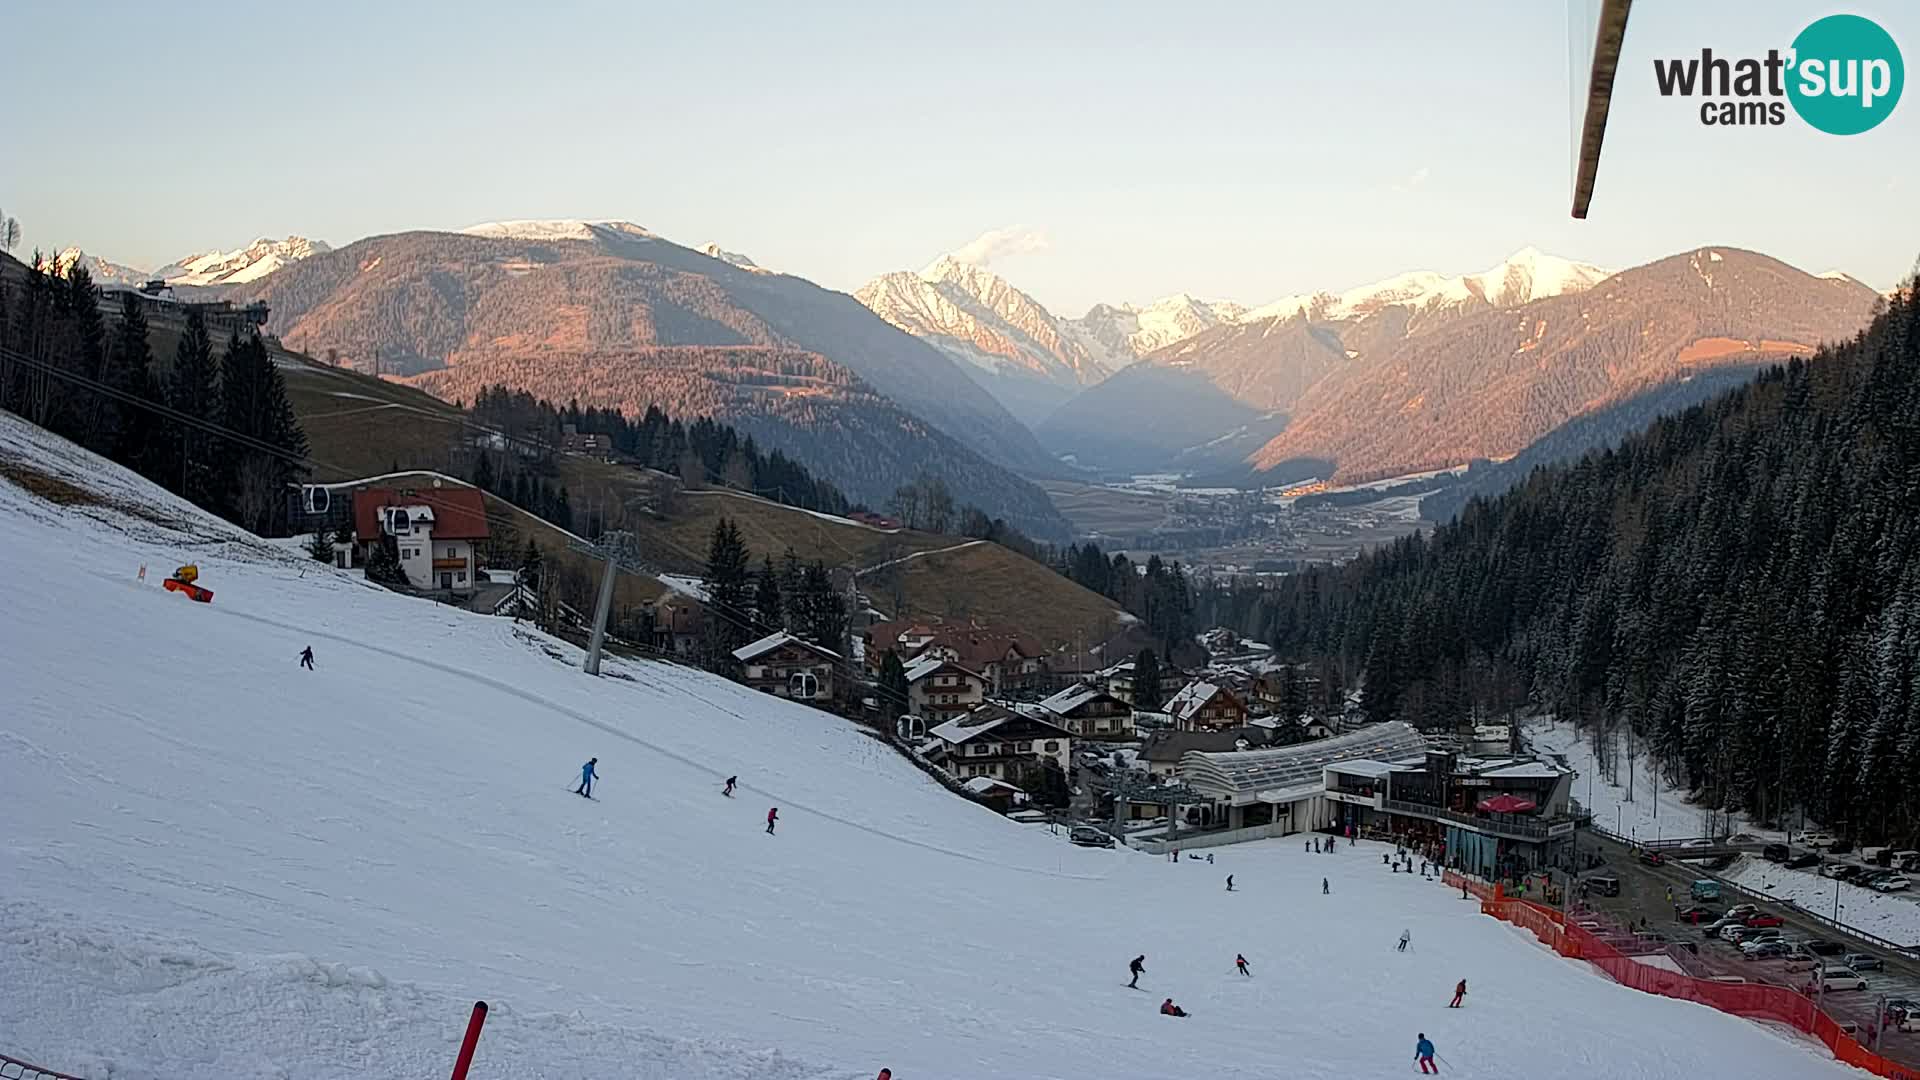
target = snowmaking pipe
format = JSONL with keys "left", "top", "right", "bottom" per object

{"left": 449, "top": 1000, "right": 488, "bottom": 1080}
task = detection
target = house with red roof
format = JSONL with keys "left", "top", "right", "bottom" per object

{"left": 350, "top": 485, "right": 491, "bottom": 593}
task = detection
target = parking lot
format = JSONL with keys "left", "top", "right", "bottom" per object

{"left": 1574, "top": 831, "right": 1920, "bottom": 1066}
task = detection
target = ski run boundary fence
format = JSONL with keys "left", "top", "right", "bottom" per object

{"left": 0, "top": 1054, "right": 87, "bottom": 1080}
{"left": 1447, "top": 869, "right": 1920, "bottom": 1080}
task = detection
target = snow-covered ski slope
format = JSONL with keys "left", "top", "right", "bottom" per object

{"left": 0, "top": 415, "right": 1863, "bottom": 1079}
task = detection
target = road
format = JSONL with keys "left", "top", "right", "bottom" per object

{"left": 1576, "top": 829, "right": 1920, "bottom": 1063}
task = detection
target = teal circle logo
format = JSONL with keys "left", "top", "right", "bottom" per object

{"left": 1787, "top": 14, "right": 1903, "bottom": 135}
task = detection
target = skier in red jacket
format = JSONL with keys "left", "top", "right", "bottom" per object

{"left": 1449, "top": 978, "right": 1466, "bottom": 1007}
{"left": 766, "top": 807, "right": 779, "bottom": 834}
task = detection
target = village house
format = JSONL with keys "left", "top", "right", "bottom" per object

{"left": 350, "top": 485, "right": 490, "bottom": 593}
{"left": 646, "top": 599, "right": 703, "bottom": 658}
{"left": 1099, "top": 658, "right": 1185, "bottom": 706}
{"left": 864, "top": 619, "right": 1050, "bottom": 694}
{"left": 732, "top": 631, "right": 840, "bottom": 704}
{"left": 1163, "top": 680, "right": 1249, "bottom": 732}
{"left": 927, "top": 704, "right": 1073, "bottom": 781}
{"left": 1250, "top": 666, "right": 1326, "bottom": 717}
{"left": 559, "top": 423, "right": 613, "bottom": 457}
{"left": 1037, "top": 683, "right": 1135, "bottom": 740}
{"left": 905, "top": 656, "right": 989, "bottom": 726}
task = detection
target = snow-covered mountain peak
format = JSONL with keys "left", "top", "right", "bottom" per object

{"left": 1241, "top": 249, "right": 1610, "bottom": 325}
{"left": 697, "top": 242, "right": 768, "bottom": 273}
{"left": 154, "top": 236, "right": 333, "bottom": 286}
{"left": 459, "top": 219, "right": 653, "bottom": 242}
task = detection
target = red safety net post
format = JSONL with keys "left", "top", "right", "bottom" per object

{"left": 450, "top": 1000, "right": 489, "bottom": 1080}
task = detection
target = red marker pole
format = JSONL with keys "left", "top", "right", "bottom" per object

{"left": 450, "top": 1001, "right": 488, "bottom": 1080}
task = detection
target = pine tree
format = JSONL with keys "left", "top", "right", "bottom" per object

{"left": 472, "top": 449, "right": 495, "bottom": 492}
{"left": 800, "top": 560, "right": 846, "bottom": 653}
{"left": 166, "top": 309, "right": 220, "bottom": 507}
{"left": 880, "top": 650, "right": 910, "bottom": 723}
{"left": 1134, "top": 648, "right": 1163, "bottom": 711}
{"left": 754, "top": 553, "right": 783, "bottom": 632}
{"left": 108, "top": 291, "right": 165, "bottom": 481}
{"left": 308, "top": 527, "right": 335, "bottom": 562}
{"left": 700, "top": 517, "right": 752, "bottom": 669}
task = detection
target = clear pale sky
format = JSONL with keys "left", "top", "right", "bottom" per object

{"left": 7, "top": 0, "right": 1915, "bottom": 313}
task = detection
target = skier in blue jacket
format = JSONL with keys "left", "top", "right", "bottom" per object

{"left": 574, "top": 758, "right": 599, "bottom": 798}
{"left": 1415, "top": 1033, "right": 1438, "bottom": 1074}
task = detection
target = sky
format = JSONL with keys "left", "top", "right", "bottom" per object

{"left": 5, "top": 0, "right": 1916, "bottom": 314}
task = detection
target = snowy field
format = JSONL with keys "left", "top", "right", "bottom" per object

{"left": 1526, "top": 717, "right": 1920, "bottom": 946}
{"left": 1726, "top": 857, "right": 1920, "bottom": 948}
{"left": 0, "top": 416, "right": 1869, "bottom": 1079}
{"left": 1526, "top": 717, "right": 1737, "bottom": 843}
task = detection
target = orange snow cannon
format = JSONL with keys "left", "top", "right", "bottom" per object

{"left": 163, "top": 563, "right": 213, "bottom": 603}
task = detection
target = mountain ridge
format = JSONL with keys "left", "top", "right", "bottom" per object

{"left": 224, "top": 228, "right": 1071, "bottom": 536}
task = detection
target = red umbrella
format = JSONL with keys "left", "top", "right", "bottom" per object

{"left": 1478, "top": 794, "right": 1537, "bottom": 814}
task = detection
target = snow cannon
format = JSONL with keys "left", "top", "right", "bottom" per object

{"left": 163, "top": 563, "right": 213, "bottom": 603}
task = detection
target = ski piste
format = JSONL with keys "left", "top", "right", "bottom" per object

{"left": 0, "top": 411, "right": 1869, "bottom": 1079}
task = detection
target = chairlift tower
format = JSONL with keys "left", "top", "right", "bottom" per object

{"left": 567, "top": 530, "right": 645, "bottom": 676}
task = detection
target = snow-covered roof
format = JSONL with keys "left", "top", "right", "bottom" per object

{"left": 731, "top": 630, "right": 841, "bottom": 663}
{"left": 1182, "top": 722, "right": 1429, "bottom": 799}
{"left": 962, "top": 776, "right": 1023, "bottom": 796}
{"left": 905, "top": 655, "right": 978, "bottom": 684}
{"left": 929, "top": 705, "right": 1069, "bottom": 747}
{"left": 1326, "top": 759, "right": 1400, "bottom": 779}
{"left": 1165, "top": 680, "right": 1226, "bottom": 724}
{"left": 1478, "top": 761, "right": 1569, "bottom": 781}
{"left": 1039, "top": 683, "right": 1108, "bottom": 715}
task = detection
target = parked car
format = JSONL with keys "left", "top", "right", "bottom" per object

{"left": 1800, "top": 832, "right": 1839, "bottom": 849}
{"left": 1762, "top": 843, "right": 1791, "bottom": 862}
{"left": 1675, "top": 905, "right": 1719, "bottom": 923}
{"left": 1885, "top": 999, "right": 1920, "bottom": 1031}
{"left": 1803, "top": 938, "right": 1847, "bottom": 957}
{"left": 1808, "top": 965, "right": 1870, "bottom": 992}
{"left": 1862, "top": 846, "right": 1892, "bottom": 865}
{"left": 1725, "top": 903, "right": 1759, "bottom": 920}
{"left": 1743, "top": 913, "right": 1785, "bottom": 928}
{"left": 1845, "top": 953, "right": 1885, "bottom": 972}
{"left": 1068, "top": 825, "right": 1115, "bottom": 848}
{"left": 1859, "top": 869, "right": 1896, "bottom": 887}
{"left": 1874, "top": 874, "right": 1912, "bottom": 892}
{"left": 1782, "top": 946, "right": 1820, "bottom": 969}
{"left": 1820, "top": 862, "right": 1854, "bottom": 879}
{"left": 1724, "top": 925, "right": 1781, "bottom": 944}
{"left": 1742, "top": 940, "right": 1793, "bottom": 960}
{"left": 1785, "top": 852, "right": 1822, "bottom": 870}
{"left": 1897, "top": 850, "right": 1920, "bottom": 871}
{"left": 1691, "top": 880, "right": 1722, "bottom": 902}
{"left": 1588, "top": 875, "right": 1621, "bottom": 897}
{"left": 1829, "top": 839, "right": 1855, "bottom": 855}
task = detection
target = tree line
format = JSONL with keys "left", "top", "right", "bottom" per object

{"left": 696, "top": 515, "right": 849, "bottom": 675}
{"left": 464, "top": 383, "right": 850, "bottom": 517}
{"left": 1053, "top": 540, "right": 1197, "bottom": 656}
{"left": 0, "top": 255, "right": 308, "bottom": 535}
{"left": 1254, "top": 282, "right": 1920, "bottom": 843}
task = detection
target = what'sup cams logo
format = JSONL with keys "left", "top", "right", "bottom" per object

{"left": 1654, "top": 13, "right": 1903, "bottom": 133}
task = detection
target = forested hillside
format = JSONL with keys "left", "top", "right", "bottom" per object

{"left": 1256, "top": 282, "right": 1919, "bottom": 840}
{"left": 1417, "top": 366, "right": 1762, "bottom": 522}
{"left": 406, "top": 347, "right": 1068, "bottom": 535}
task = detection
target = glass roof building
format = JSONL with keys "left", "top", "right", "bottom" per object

{"left": 1182, "top": 721, "right": 1431, "bottom": 805}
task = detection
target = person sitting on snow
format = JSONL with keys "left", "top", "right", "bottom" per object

{"left": 1160, "top": 998, "right": 1189, "bottom": 1018}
